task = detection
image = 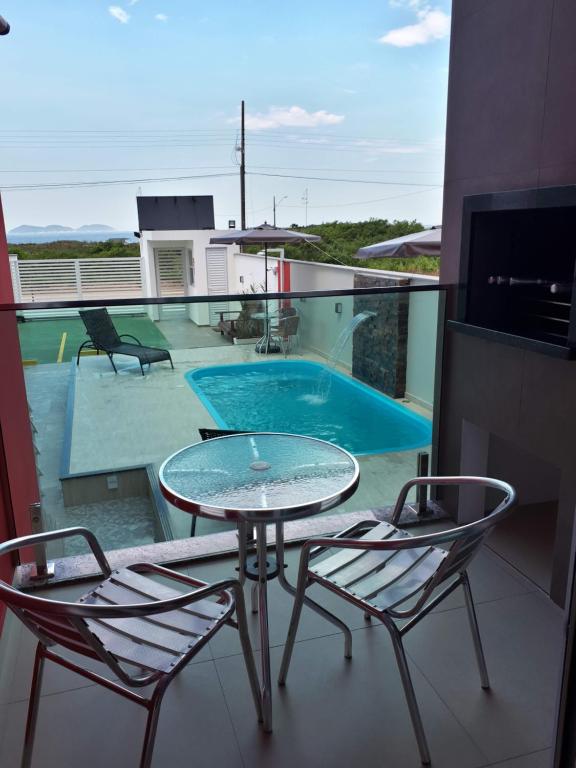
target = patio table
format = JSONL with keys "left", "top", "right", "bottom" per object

{"left": 250, "top": 311, "right": 280, "bottom": 354}
{"left": 158, "top": 432, "right": 360, "bottom": 732}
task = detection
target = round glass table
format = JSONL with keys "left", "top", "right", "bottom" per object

{"left": 159, "top": 432, "right": 360, "bottom": 731}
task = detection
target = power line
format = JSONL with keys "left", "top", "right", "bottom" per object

{"left": 282, "top": 187, "right": 441, "bottom": 209}
{"left": 248, "top": 171, "right": 439, "bottom": 187}
{"left": 0, "top": 171, "right": 237, "bottom": 191}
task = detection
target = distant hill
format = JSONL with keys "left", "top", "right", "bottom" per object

{"left": 10, "top": 224, "right": 71, "bottom": 234}
{"left": 9, "top": 223, "right": 116, "bottom": 234}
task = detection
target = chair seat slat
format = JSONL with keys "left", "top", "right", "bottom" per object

{"left": 348, "top": 547, "right": 437, "bottom": 599}
{"left": 327, "top": 548, "right": 405, "bottom": 589}
{"left": 111, "top": 568, "right": 227, "bottom": 620}
{"left": 83, "top": 621, "right": 189, "bottom": 672}
{"left": 368, "top": 549, "right": 448, "bottom": 611}
{"left": 88, "top": 591, "right": 218, "bottom": 636}
{"left": 311, "top": 522, "right": 401, "bottom": 578}
{"left": 87, "top": 614, "right": 205, "bottom": 654}
{"left": 82, "top": 581, "right": 221, "bottom": 636}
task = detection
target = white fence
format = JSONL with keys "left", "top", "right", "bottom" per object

{"left": 9, "top": 256, "right": 144, "bottom": 304}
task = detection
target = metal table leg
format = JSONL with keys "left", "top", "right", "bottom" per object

{"left": 255, "top": 522, "right": 273, "bottom": 732}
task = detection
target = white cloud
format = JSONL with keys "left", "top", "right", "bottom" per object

{"left": 380, "top": 6, "right": 450, "bottom": 47}
{"left": 155, "top": 13, "right": 168, "bottom": 21}
{"left": 231, "top": 106, "right": 345, "bottom": 130}
{"left": 128, "top": 0, "right": 139, "bottom": 5}
{"left": 109, "top": 6, "right": 130, "bottom": 23}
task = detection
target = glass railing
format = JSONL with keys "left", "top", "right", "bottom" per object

{"left": 2, "top": 285, "right": 445, "bottom": 561}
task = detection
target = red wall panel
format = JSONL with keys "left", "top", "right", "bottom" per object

{"left": 0, "top": 195, "right": 38, "bottom": 629}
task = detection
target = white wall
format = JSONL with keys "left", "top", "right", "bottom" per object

{"left": 139, "top": 229, "right": 236, "bottom": 325}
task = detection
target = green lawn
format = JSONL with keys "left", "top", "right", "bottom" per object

{"left": 18, "top": 314, "right": 171, "bottom": 364}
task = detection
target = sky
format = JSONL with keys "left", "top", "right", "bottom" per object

{"left": 0, "top": 1, "right": 451, "bottom": 231}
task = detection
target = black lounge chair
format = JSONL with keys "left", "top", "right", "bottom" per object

{"left": 76, "top": 308, "right": 174, "bottom": 376}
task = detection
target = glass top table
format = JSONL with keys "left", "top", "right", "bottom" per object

{"left": 159, "top": 433, "right": 360, "bottom": 732}
{"left": 159, "top": 432, "right": 359, "bottom": 522}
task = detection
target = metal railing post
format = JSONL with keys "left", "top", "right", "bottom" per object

{"left": 417, "top": 452, "right": 429, "bottom": 516}
{"left": 24, "top": 502, "right": 55, "bottom": 583}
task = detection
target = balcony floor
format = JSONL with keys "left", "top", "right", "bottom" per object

{"left": 0, "top": 543, "right": 563, "bottom": 768}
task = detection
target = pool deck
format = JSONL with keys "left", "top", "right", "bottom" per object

{"left": 67, "top": 345, "right": 430, "bottom": 531}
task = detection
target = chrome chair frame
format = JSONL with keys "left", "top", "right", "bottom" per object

{"left": 0, "top": 528, "right": 262, "bottom": 768}
{"left": 278, "top": 476, "right": 517, "bottom": 765}
{"left": 270, "top": 308, "right": 300, "bottom": 357}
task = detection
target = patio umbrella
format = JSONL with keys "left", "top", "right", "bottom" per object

{"left": 354, "top": 226, "right": 441, "bottom": 260}
{"left": 210, "top": 222, "right": 321, "bottom": 292}
{"left": 211, "top": 222, "right": 321, "bottom": 353}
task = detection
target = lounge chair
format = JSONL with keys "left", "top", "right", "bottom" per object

{"left": 76, "top": 308, "right": 173, "bottom": 376}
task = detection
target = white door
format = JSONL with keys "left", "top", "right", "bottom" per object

{"left": 206, "top": 247, "right": 230, "bottom": 326}
{"left": 154, "top": 247, "right": 186, "bottom": 317}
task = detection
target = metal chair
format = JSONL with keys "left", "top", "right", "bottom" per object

{"left": 0, "top": 527, "right": 262, "bottom": 768}
{"left": 278, "top": 476, "right": 517, "bottom": 765}
{"left": 270, "top": 307, "right": 300, "bottom": 356}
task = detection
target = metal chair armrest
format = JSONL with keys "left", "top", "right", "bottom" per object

{"left": 0, "top": 527, "right": 112, "bottom": 578}
{"left": 390, "top": 475, "right": 516, "bottom": 525}
{"left": 118, "top": 334, "right": 142, "bottom": 345}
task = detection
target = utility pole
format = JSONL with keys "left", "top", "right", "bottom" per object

{"left": 302, "top": 188, "right": 309, "bottom": 227}
{"left": 240, "top": 100, "right": 246, "bottom": 230}
{"left": 273, "top": 195, "right": 287, "bottom": 227}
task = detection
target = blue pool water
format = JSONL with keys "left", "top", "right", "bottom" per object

{"left": 186, "top": 361, "right": 431, "bottom": 456}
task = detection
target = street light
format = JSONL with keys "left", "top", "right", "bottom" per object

{"left": 273, "top": 195, "right": 288, "bottom": 227}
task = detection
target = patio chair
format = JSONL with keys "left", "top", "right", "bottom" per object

{"left": 0, "top": 527, "right": 262, "bottom": 768}
{"left": 278, "top": 475, "right": 517, "bottom": 765}
{"left": 271, "top": 311, "right": 300, "bottom": 356}
{"left": 76, "top": 308, "right": 174, "bottom": 376}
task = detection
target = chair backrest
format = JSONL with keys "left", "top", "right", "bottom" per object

{"left": 278, "top": 314, "right": 299, "bottom": 337}
{"left": 79, "top": 308, "right": 121, "bottom": 349}
{"left": 387, "top": 476, "right": 516, "bottom": 618}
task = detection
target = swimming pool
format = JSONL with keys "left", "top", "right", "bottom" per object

{"left": 186, "top": 361, "right": 431, "bottom": 456}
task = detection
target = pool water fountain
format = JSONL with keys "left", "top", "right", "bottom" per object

{"left": 309, "top": 310, "right": 377, "bottom": 404}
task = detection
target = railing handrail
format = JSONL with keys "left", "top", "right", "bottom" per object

{"left": 0, "top": 283, "right": 450, "bottom": 313}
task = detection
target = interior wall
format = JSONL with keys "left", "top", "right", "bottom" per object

{"left": 439, "top": 0, "right": 576, "bottom": 605}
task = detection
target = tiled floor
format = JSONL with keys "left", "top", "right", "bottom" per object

{"left": 0, "top": 544, "right": 563, "bottom": 767}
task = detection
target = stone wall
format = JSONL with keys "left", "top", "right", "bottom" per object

{"left": 352, "top": 274, "right": 409, "bottom": 398}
